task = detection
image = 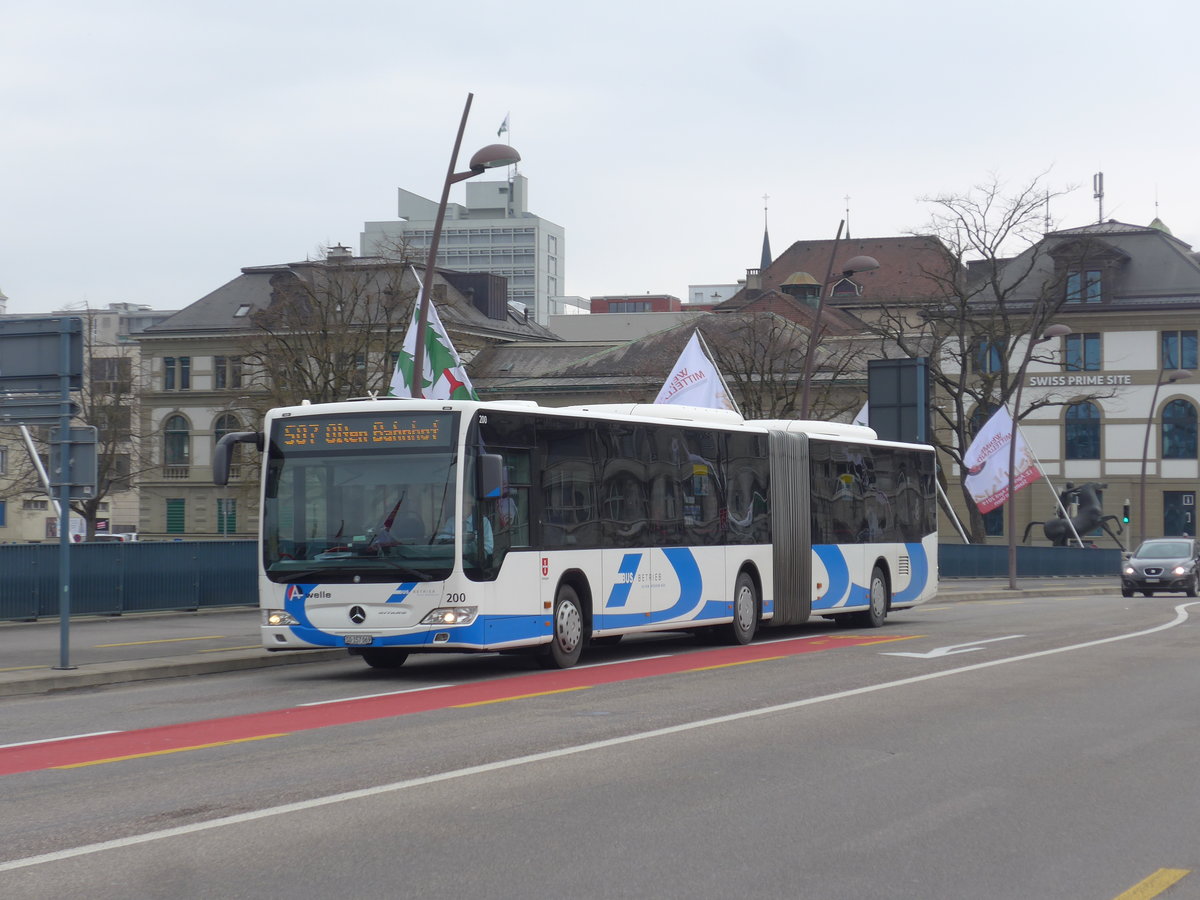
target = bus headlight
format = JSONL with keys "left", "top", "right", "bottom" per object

{"left": 420, "top": 607, "right": 478, "bottom": 626}
{"left": 264, "top": 609, "right": 300, "bottom": 626}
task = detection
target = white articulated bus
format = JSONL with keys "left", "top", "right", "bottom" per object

{"left": 214, "top": 398, "right": 938, "bottom": 670}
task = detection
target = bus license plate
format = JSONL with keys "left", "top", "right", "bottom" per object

{"left": 345, "top": 634, "right": 374, "bottom": 646}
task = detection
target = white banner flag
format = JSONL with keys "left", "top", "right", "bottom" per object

{"left": 852, "top": 401, "right": 869, "bottom": 427}
{"left": 390, "top": 291, "right": 478, "bottom": 401}
{"left": 963, "top": 406, "right": 1040, "bottom": 514}
{"left": 654, "top": 331, "right": 737, "bottom": 411}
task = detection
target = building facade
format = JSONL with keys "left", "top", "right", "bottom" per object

{"left": 950, "top": 220, "right": 1200, "bottom": 548}
{"left": 0, "top": 302, "right": 177, "bottom": 542}
{"left": 360, "top": 174, "right": 564, "bottom": 327}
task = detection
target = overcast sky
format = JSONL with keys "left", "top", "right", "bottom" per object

{"left": 3, "top": 0, "right": 1198, "bottom": 316}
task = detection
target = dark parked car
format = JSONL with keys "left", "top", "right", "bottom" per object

{"left": 1121, "top": 538, "right": 1200, "bottom": 597}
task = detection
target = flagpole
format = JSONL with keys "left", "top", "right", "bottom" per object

{"left": 1007, "top": 322, "right": 1072, "bottom": 589}
{"left": 935, "top": 463, "right": 970, "bottom": 543}
{"left": 696, "top": 329, "right": 742, "bottom": 416}
{"left": 414, "top": 94, "right": 474, "bottom": 400}
{"left": 413, "top": 96, "right": 521, "bottom": 399}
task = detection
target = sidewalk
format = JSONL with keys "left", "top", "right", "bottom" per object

{"left": 0, "top": 577, "right": 1120, "bottom": 697}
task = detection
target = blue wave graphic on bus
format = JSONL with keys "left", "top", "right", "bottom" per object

{"left": 892, "top": 543, "right": 930, "bottom": 604}
{"left": 605, "top": 553, "right": 644, "bottom": 609}
{"left": 812, "top": 543, "right": 931, "bottom": 610}
{"left": 600, "top": 548, "right": 704, "bottom": 628}
{"left": 282, "top": 583, "right": 339, "bottom": 646}
{"left": 387, "top": 583, "right": 419, "bottom": 604}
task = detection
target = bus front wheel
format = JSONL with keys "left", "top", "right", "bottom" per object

{"left": 539, "top": 584, "right": 586, "bottom": 669}
{"left": 355, "top": 649, "right": 409, "bottom": 669}
{"left": 724, "top": 571, "right": 759, "bottom": 645}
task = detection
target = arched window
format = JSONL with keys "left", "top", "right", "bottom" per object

{"left": 1065, "top": 401, "right": 1101, "bottom": 459}
{"left": 1162, "top": 399, "right": 1198, "bottom": 460}
{"left": 164, "top": 414, "right": 191, "bottom": 466}
{"left": 214, "top": 413, "right": 240, "bottom": 445}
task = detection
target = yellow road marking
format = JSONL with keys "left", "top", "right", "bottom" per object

{"left": 0, "top": 665, "right": 49, "bottom": 673}
{"left": 52, "top": 733, "right": 288, "bottom": 768}
{"left": 1113, "top": 868, "right": 1190, "bottom": 899}
{"left": 689, "top": 656, "right": 785, "bottom": 672}
{"left": 95, "top": 636, "right": 225, "bottom": 648}
{"left": 452, "top": 686, "right": 592, "bottom": 708}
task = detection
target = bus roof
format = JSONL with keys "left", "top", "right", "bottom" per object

{"left": 263, "top": 397, "right": 936, "bottom": 449}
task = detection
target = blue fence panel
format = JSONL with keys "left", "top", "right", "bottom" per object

{"left": 0, "top": 543, "right": 47, "bottom": 620}
{"left": 939, "top": 543, "right": 1122, "bottom": 578}
{"left": 0, "top": 541, "right": 259, "bottom": 621}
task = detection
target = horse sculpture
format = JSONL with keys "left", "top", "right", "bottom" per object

{"left": 1022, "top": 481, "right": 1126, "bottom": 549}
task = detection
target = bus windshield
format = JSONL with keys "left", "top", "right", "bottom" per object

{"left": 262, "top": 411, "right": 460, "bottom": 583}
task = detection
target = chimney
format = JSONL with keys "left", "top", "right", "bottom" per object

{"left": 745, "top": 267, "right": 762, "bottom": 290}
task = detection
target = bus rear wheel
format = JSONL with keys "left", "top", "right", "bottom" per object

{"left": 724, "top": 571, "right": 759, "bottom": 645}
{"left": 539, "top": 584, "right": 586, "bottom": 669}
{"left": 854, "top": 567, "right": 889, "bottom": 628}
{"left": 355, "top": 649, "right": 409, "bottom": 669}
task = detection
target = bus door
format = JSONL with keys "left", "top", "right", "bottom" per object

{"left": 598, "top": 456, "right": 656, "bottom": 632}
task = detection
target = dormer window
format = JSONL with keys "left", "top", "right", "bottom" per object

{"left": 1066, "top": 269, "right": 1102, "bottom": 303}
{"left": 830, "top": 277, "right": 862, "bottom": 297}
{"left": 234, "top": 304, "right": 252, "bottom": 317}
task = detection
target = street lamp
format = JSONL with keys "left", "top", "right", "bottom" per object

{"left": 1137, "top": 369, "right": 1192, "bottom": 546}
{"left": 1007, "top": 322, "right": 1072, "bottom": 589}
{"left": 798, "top": 219, "right": 880, "bottom": 418}
{"left": 411, "top": 93, "right": 521, "bottom": 399}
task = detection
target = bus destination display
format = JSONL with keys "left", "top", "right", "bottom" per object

{"left": 276, "top": 412, "right": 455, "bottom": 449}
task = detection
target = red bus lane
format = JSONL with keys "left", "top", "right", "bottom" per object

{"left": 1, "top": 632, "right": 917, "bottom": 776}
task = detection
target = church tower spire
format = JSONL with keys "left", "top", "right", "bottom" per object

{"left": 760, "top": 194, "right": 772, "bottom": 270}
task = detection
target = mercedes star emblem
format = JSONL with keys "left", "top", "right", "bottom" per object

{"left": 349, "top": 606, "right": 367, "bottom": 624}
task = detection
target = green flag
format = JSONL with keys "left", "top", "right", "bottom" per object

{"left": 390, "top": 295, "right": 478, "bottom": 400}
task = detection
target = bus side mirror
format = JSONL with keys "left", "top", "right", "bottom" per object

{"left": 477, "top": 453, "right": 504, "bottom": 500}
{"left": 214, "top": 431, "right": 263, "bottom": 485}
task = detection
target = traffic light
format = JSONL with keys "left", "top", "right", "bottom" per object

{"left": 1122, "top": 500, "right": 1131, "bottom": 524}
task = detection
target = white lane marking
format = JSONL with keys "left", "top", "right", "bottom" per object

{"left": 0, "top": 731, "right": 121, "bottom": 750}
{"left": 298, "top": 685, "right": 454, "bottom": 707}
{"left": 882, "top": 635, "right": 1026, "bottom": 659}
{"left": 3, "top": 602, "right": 1196, "bottom": 873}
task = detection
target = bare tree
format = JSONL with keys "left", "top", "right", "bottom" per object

{"left": 868, "top": 173, "right": 1114, "bottom": 540}
{"left": 697, "top": 313, "right": 872, "bottom": 421}
{"left": 238, "top": 252, "right": 420, "bottom": 408}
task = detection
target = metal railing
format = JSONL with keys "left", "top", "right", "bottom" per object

{"left": 0, "top": 541, "right": 257, "bottom": 620}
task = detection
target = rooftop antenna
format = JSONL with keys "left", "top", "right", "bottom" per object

{"left": 1093, "top": 172, "right": 1104, "bottom": 223}
{"left": 844, "top": 194, "right": 852, "bottom": 239}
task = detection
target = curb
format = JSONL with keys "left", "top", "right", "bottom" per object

{"left": 0, "top": 648, "right": 344, "bottom": 698}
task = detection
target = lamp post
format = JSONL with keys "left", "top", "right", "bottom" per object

{"left": 1007, "top": 322, "right": 1072, "bottom": 589}
{"left": 411, "top": 93, "right": 521, "bottom": 399}
{"left": 1138, "top": 369, "right": 1192, "bottom": 546}
{"left": 798, "top": 219, "right": 880, "bottom": 418}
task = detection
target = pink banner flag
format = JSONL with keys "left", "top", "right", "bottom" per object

{"left": 963, "top": 406, "right": 1041, "bottom": 513}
